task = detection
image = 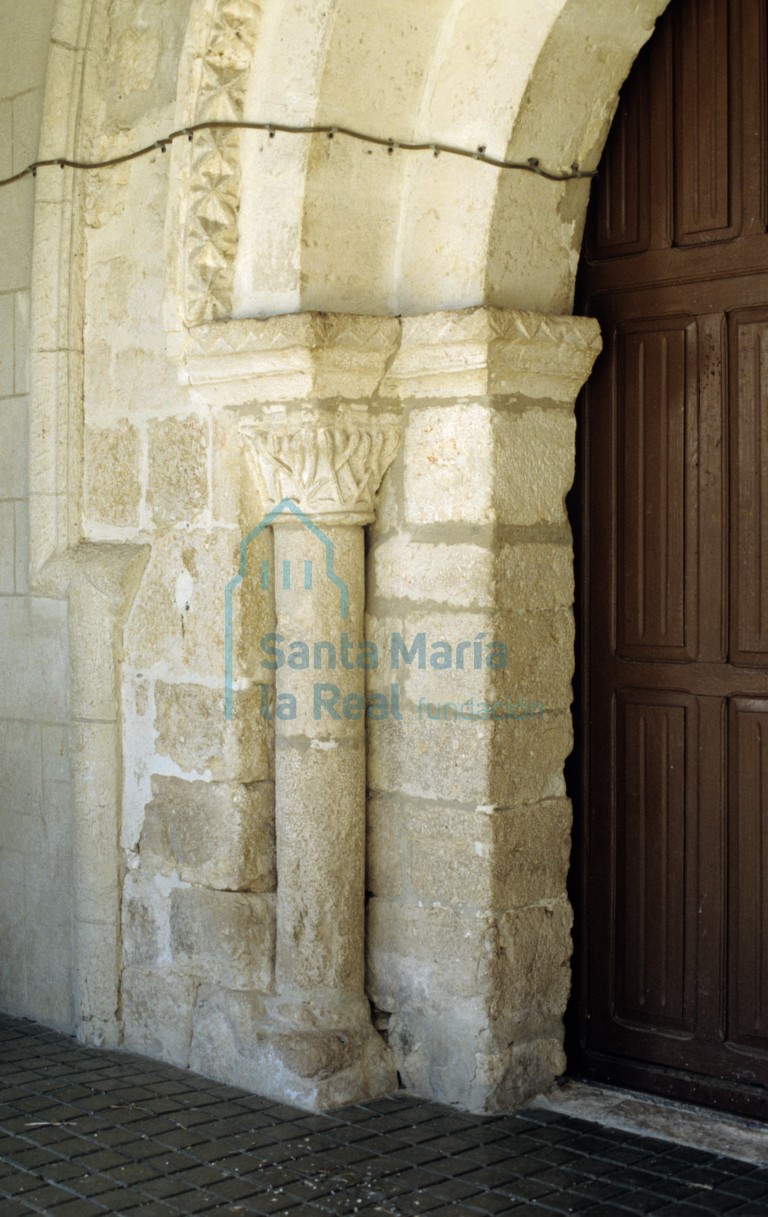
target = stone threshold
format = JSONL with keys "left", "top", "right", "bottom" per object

{"left": 531, "top": 1078, "right": 768, "bottom": 1166}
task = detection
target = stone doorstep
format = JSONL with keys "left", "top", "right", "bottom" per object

{"left": 532, "top": 1080, "right": 768, "bottom": 1166}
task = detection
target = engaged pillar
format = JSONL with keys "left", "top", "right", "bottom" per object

{"left": 241, "top": 410, "right": 400, "bottom": 1107}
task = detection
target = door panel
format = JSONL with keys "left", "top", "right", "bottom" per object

{"left": 576, "top": 0, "right": 768, "bottom": 1116}
{"left": 617, "top": 319, "right": 697, "bottom": 659}
{"left": 615, "top": 692, "right": 694, "bottom": 1035}
{"left": 730, "top": 311, "right": 768, "bottom": 662}
{"left": 728, "top": 699, "right": 768, "bottom": 1056}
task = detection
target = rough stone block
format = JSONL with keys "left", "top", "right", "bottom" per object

{"left": 366, "top": 898, "right": 492, "bottom": 1011}
{"left": 491, "top": 799, "right": 572, "bottom": 910}
{"left": 189, "top": 985, "right": 396, "bottom": 1111}
{"left": 496, "top": 900, "right": 573, "bottom": 1041}
{"left": 366, "top": 795, "right": 407, "bottom": 899}
{"left": 368, "top": 610, "right": 501, "bottom": 709}
{"left": 368, "top": 537, "right": 494, "bottom": 608}
{"left": 122, "top": 967, "right": 198, "bottom": 1067}
{"left": 170, "top": 887, "right": 275, "bottom": 990}
{"left": 496, "top": 543, "right": 573, "bottom": 612}
{"left": 147, "top": 415, "right": 208, "bottom": 527}
{"left": 369, "top": 711, "right": 570, "bottom": 811}
{"left": 121, "top": 872, "right": 168, "bottom": 969}
{"left": 487, "top": 1038, "right": 568, "bottom": 1111}
{"left": 494, "top": 609, "right": 574, "bottom": 709}
{"left": 368, "top": 715, "right": 494, "bottom": 804}
{"left": 489, "top": 713, "right": 572, "bottom": 805}
{"left": 494, "top": 407, "right": 575, "bottom": 526}
{"left": 84, "top": 421, "right": 141, "bottom": 528}
{"left": 154, "top": 680, "right": 272, "bottom": 782}
{"left": 140, "top": 776, "right": 275, "bottom": 891}
{"left": 385, "top": 1007, "right": 483, "bottom": 1109}
{"left": 125, "top": 528, "right": 274, "bottom": 683}
{"left": 404, "top": 404, "right": 494, "bottom": 524}
{"left": 408, "top": 822, "right": 493, "bottom": 909}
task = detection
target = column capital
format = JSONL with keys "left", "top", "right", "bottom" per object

{"left": 241, "top": 406, "right": 400, "bottom": 525}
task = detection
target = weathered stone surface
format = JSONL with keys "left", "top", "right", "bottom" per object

{"left": 122, "top": 872, "right": 168, "bottom": 969}
{"left": 122, "top": 967, "right": 198, "bottom": 1067}
{"left": 490, "top": 714, "right": 573, "bottom": 805}
{"left": 170, "top": 887, "right": 275, "bottom": 991}
{"left": 369, "top": 712, "right": 569, "bottom": 807}
{"left": 275, "top": 741, "right": 366, "bottom": 997}
{"left": 189, "top": 985, "right": 396, "bottom": 1111}
{"left": 368, "top": 536, "right": 494, "bottom": 608}
{"left": 494, "top": 407, "right": 576, "bottom": 526}
{"left": 140, "top": 776, "right": 275, "bottom": 892}
{"left": 496, "top": 543, "right": 573, "bottom": 612}
{"left": 147, "top": 415, "right": 208, "bottom": 527}
{"left": 154, "top": 680, "right": 272, "bottom": 782}
{"left": 366, "top": 795, "right": 408, "bottom": 900}
{"left": 486, "top": 1038, "right": 568, "bottom": 1111}
{"left": 367, "top": 898, "right": 492, "bottom": 1011}
{"left": 368, "top": 796, "right": 570, "bottom": 913}
{"left": 495, "top": 900, "right": 574, "bottom": 1042}
{"left": 404, "top": 404, "right": 494, "bottom": 525}
{"left": 368, "top": 715, "right": 493, "bottom": 804}
{"left": 491, "top": 800, "right": 572, "bottom": 910}
{"left": 126, "top": 528, "right": 274, "bottom": 683}
{"left": 494, "top": 609, "right": 574, "bottom": 710}
{"left": 84, "top": 422, "right": 141, "bottom": 528}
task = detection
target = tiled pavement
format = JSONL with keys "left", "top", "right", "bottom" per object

{"left": 1, "top": 1014, "right": 767, "bottom": 1217}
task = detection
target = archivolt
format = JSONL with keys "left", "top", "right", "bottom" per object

{"left": 168, "top": 0, "right": 668, "bottom": 327}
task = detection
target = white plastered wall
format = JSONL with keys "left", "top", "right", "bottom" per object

{"left": 0, "top": 0, "right": 74, "bottom": 1032}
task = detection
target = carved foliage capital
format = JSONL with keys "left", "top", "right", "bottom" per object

{"left": 241, "top": 411, "right": 400, "bottom": 524}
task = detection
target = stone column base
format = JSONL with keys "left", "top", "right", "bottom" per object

{"left": 189, "top": 989, "right": 397, "bottom": 1111}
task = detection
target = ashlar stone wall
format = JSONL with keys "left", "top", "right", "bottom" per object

{"left": 366, "top": 309, "right": 599, "bottom": 1109}
{"left": 9, "top": 0, "right": 665, "bottom": 1114}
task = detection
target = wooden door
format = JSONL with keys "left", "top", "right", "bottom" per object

{"left": 576, "top": 0, "right": 768, "bottom": 1116}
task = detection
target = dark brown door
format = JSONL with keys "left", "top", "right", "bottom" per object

{"left": 576, "top": 0, "right": 768, "bottom": 1116}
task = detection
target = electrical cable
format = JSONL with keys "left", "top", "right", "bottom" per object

{"left": 0, "top": 118, "right": 597, "bottom": 190}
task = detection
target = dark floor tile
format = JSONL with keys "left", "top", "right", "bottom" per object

{"left": 387, "top": 1191, "right": 448, "bottom": 1214}
{"left": 0, "top": 1201, "right": 40, "bottom": 1217}
{"left": 500, "top": 1175, "right": 562, "bottom": 1204}
{"left": 135, "top": 1174, "right": 195, "bottom": 1200}
{"left": 719, "top": 1174, "right": 768, "bottom": 1200}
{"left": 45, "top": 1199, "right": 111, "bottom": 1216}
